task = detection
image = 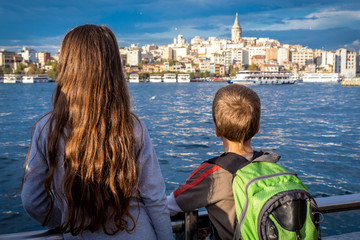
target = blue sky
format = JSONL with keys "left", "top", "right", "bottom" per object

{"left": 1, "top": 0, "right": 360, "bottom": 54}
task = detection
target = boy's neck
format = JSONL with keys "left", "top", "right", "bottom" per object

{"left": 222, "top": 137, "right": 253, "bottom": 155}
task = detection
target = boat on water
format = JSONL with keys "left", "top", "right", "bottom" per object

{"left": 22, "top": 75, "right": 51, "bottom": 83}
{"left": 3, "top": 74, "right": 22, "bottom": 83}
{"left": 149, "top": 75, "right": 162, "bottom": 83}
{"left": 177, "top": 74, "right": 191, "bottom": 83}
{"left": 163, "top": 73, "right": 177, "bottom": 83}
{"left": 128, "top": 73, "right": 140, "bottom": 83}
{"left": 0, "top": 76, "right": 3, "bottom": 83}
{"left": 301, "top": 73, "right": 341, "bottom": 83}
{"left": 231, "top": 71, "right": 297, "bottom": 85}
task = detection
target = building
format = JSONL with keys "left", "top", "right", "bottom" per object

{"left": 265, "top": 48, "right": 278, "bottom": 62}
{"left": 18, "top": 47, "right": 37, "bottom": 62}
{"left": 162, "top": 47, "right": 173, "bottom": 60}
{"left": 261, "top": 64, "right": 279, "bottom": 72}
{"left": 0, "top": 50, "right": 23, "bottom": 71}
{"left": 173, "top": 34, "right": 186, "bottom": 46}
{"left": 37, "top": 52, "right": 51, "bottom": 67}
{"left": 191, "top": 36, "right": 205, "bottom": 45}
{"left": 231, "top": 13, "right": 242, "bottom": 43}
{"left": 335, "top": 48, "right": 357, "bottom": 78}
{"left": 173, "top": 47, "right": 189, "bottom": 60}
{"left": 277, "top": 48, "right": 290, "bottom": 65}
{"left": 251, "top": 55, "right": 265, "bottom": 65}
{"left": 291, "top": 50, "right": 314, "bottom": 69}
{"left": 127, "top": 49, "right": 141, "bottom": 66}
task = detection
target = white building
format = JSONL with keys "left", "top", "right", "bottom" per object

{"left": 335, "top": 48, "right": 358, "bottom": 78}
{"left": 291, "top": 50, "right": 314, "bottom": 69}
{"left": 191, "top": 36, "right": 205, "bottom": 45}
{"left": 18, "top": 47, "right": 37, "bottom": 62}
{"left": 277, "top": 48, "right": 289, "bottom": 65}
{"left": 173, "top": 47, "right": 189, "bottom": 60}
{"left": 248, "top": 46, "right": 266, "bottom": 58}
{"left": 231, "top": 13, "right": 242, "bottom": 43}
{"left": 127, "top": 49, "right": 141, "bottom": 66}
{"left": 174, "top": 34, "right": 186, "bottom": 46}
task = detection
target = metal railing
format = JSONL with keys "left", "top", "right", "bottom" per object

{"left": 1, "top": 193, "right": 360, "bottom": 239}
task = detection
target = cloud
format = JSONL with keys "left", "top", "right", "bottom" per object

{"left": 251, "top": 9, "right": 360, "bottom": 31}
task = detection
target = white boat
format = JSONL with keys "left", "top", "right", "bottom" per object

{"left": 302, "top": 73, "right": 341, "bottom": 83}
{"left": 22, "top": 75, "right": 50, "bottom": 83}
{"left": 149, "top": 75, "right": 162, "bottom": 83}
{"left": 129, "top": 73, "right": 139, "bottom": 83}
{"left": 177, "top": 74, "right": 191, "bottom": 83}
{"left": 231, "top": 71, "right": 296, "bottom": 85}
{"left": 163, "top": 73, "right": 177, "bottom": 83}
{"left": 3, "top": 74, "right": 22, "bottom": 83}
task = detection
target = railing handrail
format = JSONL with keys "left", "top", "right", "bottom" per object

{"left": 1, "top": 193, "right": 360, "bottom": 239}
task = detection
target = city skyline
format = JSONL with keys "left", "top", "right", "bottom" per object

{"left": 1, "top": 0, "right": 360, "bottom": 54}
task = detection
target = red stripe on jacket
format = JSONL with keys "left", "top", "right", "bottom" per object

{"left": 174, "top": 164, "right": 221, "bottom": 197}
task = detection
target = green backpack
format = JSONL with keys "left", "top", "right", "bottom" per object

{"left": 206, "top": 151, "right": 320, "bottom": 240}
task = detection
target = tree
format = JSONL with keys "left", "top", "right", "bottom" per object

{"left": 247, "top": 63, "right": 259, "bottom": 71}
{"left": 45, "top": 59, "right": 52, "bottom": 66}
{"left": 47, "top": 60, "right": 59, "bottom": 80}
{"left": 28, "top": 63, "right": 43, "bottom": 75}
{"left": 230, "top": 67, "right": 239, "bottom": 77}
{"left": 15, "top": 63, "right": 27, "bottom": 74}
{"left": 2, "top": 67, "right": 11, "bottom": 74}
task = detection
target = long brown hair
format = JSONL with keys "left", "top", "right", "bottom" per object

{"left": 43, "top": 24, "right": 140, "bottom": 235}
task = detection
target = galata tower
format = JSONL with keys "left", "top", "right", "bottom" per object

{"left": 231, "top": 12, "right": 242, "bottom": 43}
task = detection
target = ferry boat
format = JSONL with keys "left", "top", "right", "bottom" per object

{"left": 149, "top": 75, "right": 162, "bottom": 83}
{"left": 22, "top": 75, "right": 51, "bottom": 83}
{"left": 177, "top": 74, "right": 191, "bottom": 83}
{"left": 163, "top": 73, "right": 177, "bottom": 83}
{"left": 232, "top": 71, "right": 297, "bottom": 85}
{"left": 3, "top": 74, "right": 22, "bottom": 83}
{"left": 128, "top": 73, "right": 139, "bottom": 83}
{"left": 301, "top": 73, "right": 341, "bottom": 83}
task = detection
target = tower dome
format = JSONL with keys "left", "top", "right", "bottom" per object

{"left": 231, "top": 13, "right": 242, "bottom": 43}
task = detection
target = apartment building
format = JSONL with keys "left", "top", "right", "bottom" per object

{"left": 0, "top": 50, "right": 23, "bottom": 70}
{"left": 277, "top": 48, "right": 290, "bottom": 65}
{"left": 18, "top": 47, "right": 37, "bottom": 62}
{"left": 291, "top": 50, "right": 314, "bottom": 69}
{"left": 127, "top": 49, "right": 141, "bottom": 66}
{"left": 37, "top": 52, "right": 51, "bottom": 67}
{"left": 335, "top": 48, "right": 358, "bottom": 77}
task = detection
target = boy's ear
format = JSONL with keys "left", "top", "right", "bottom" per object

{"left": 214, "top": 123, "right": 222, "bottom": 137}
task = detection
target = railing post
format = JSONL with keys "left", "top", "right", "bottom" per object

{"left": 185, "top": 210, "right": 198, "bottom": 240}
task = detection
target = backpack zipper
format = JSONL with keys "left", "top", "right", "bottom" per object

{"left": 237, "top": 172, "right": 297, "bottom": 237}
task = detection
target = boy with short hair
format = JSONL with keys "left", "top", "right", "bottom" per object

{"left": 167, "top": 84, "right": 280, "bottom": 239}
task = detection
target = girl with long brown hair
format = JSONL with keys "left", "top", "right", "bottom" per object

{"left": 21, "top": 24, "right": 172, "bottom": 239}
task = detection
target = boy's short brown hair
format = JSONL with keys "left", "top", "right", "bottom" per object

{"left": 212, "top": 84, "right": 261, "bottom": 143}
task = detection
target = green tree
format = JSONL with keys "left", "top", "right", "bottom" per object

{"left": 2, "top": 67, "right": 12, "bottom": 74}
{"left": 247, "top": 63, "right": 259, "bottom": 71}
{"left": 230, "top": 67, "right": 239, "bottom": 77}
{"left": 45, "top": 59, "right": 52, "bottom": 65}
{"left": 15, "top": 63, "right": 27, "bottom": 74}
{"left": 46, "top": 60, "right": 59, "bottom": 80}
{"left": 28, "top": 63, "right": 43, "bottom": 75}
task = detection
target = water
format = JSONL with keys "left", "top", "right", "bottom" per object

{"left": 0, "top": 82, "right": 359, "bottom": 236}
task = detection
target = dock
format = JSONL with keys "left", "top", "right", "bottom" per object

{"left": 341, "top": 78, "right": 360, "bottom": 86}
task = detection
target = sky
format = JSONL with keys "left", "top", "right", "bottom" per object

{"left": 1, "top": 0, "right": 360, "bottom": 55}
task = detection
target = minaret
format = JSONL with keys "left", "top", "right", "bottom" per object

{"left": 231, "top": 13, "right": 242, "bottom": 43}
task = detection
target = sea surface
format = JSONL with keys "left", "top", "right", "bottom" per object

{"left": 0, "top": 82, "right": 359, "bottom": 236}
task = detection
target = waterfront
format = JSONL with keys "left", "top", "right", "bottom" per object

{"left": 0, "top": 82, "right": 359, "bottom": 236}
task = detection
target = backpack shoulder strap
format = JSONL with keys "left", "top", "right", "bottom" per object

{"left": 205, "top": 151, "right": 265, "bottom": 175}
